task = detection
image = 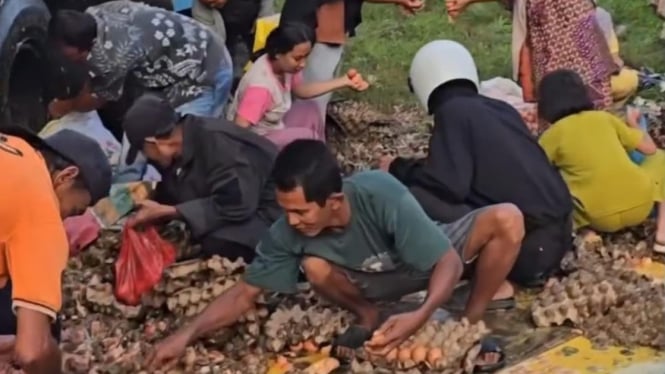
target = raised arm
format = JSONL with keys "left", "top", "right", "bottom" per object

{"left": 293, "top": 69, "right": 368, "bottom": 99}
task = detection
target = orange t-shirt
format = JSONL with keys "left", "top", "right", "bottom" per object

{"left": 0, "top": 134, "right": 68, "bottom": 320}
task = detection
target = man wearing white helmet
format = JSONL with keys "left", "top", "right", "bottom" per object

{"left": 383, "top": 40, "right": 573, "bottom": 292}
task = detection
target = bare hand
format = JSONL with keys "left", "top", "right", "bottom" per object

{"left": 364, "top": 311, "right": 428, "bottom": 355}
{"left": 345, "top": 69, "right": 370, "bottom": 92}
{"left": 378, "top": 155, "right": 395, "bottom": 172}
{"left": 399, "top": 0, "right": 425, "bottom": 15}
{"left": 146, "top": 331, "right": 190, "bottom": 370}
{"left": 626, "top": 106, "right": 642, "bottom": 128}
{"left": 0, "top": 335, "right": 15, "bottom": 362}
{"left": 446, "top": 0, "right": 472, "bottom": 19}
{"left": 127, "top": 200, "right": 176, "bottom": 228}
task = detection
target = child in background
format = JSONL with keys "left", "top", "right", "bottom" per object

{"left": 537, "top": 69, "right": 665, "bottom": 253}
{"left": 226, "top": 22, "right": 369, "bottom": 149}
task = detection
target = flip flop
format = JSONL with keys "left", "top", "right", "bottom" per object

{"left": 330, "top": 325, "right": 373, "bottom": 360}
{"left": 473, "top": 337, "right": 506, "bottom": 373}
{"left": 331, "top": 311, "right": 392, "bottom": 359}
{"left": 654, "top": 241, "right": 665, "bottom": 254}
{"left": 443, "top": 283, "right": 515, "bottom": 312}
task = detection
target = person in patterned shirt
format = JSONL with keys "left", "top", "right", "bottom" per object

{"left": 48, "top": 0, "right": 233, "bottom": 119}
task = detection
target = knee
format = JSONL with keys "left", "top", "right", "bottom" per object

{"left": 301, "top": 256, "right": 334, "bottom": 286}
{"left": 489, "top": 204, "right": 525, "bottom": 244}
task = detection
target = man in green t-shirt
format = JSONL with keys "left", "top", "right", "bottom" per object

{"left": 146, "top": 139, "right": 522, "bottom": 369}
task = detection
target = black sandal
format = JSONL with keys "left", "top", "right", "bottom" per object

{"left": 474, "top": 338, "right": 506, "bottom": 373}
{"left": 331, "top": 325, "right": 373, "bottom": 360}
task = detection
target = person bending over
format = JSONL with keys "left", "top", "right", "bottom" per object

{"left": 122, "top": 94, "right": 281, "bottom": 261}
{"left": 48, "top": 0, "right": 233, "bottom": 119}
{"left": 146, "top": 139, "right": 522, "bottom": 371}
{"left": 0, "top": 128, "right": 110, "bottom": 374}
{"left": 538, "top": 69, "right": 665, "bottom": 252}
{"left": 383, "top": 40, "right": 572, "bottom": 289}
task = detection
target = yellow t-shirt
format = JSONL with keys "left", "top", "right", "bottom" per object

{"left": 539, "top": 111, "right": 656, "bottom": 219}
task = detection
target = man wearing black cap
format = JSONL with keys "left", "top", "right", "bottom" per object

{"left": 123, "top": 93, "right": 281, "bottom": 261}
{"left": 0, "top": 128, "right": 111, "bottom": 373}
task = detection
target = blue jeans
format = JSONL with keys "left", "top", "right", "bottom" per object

{"left": 115, "top": 64, "right": 233, "bottom": 183}
{"left": 175, "top": 66, "right": 233, "bottom": 117}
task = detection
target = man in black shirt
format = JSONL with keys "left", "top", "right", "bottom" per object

{"left": 122, "top": 93, "right": 281, "bottom": 261}
{"left": 383, "top": 40, "right": 573, "bottom": 289}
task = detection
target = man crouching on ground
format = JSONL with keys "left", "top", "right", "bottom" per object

{"left": 146, "top": 139, "right": 522, "bottom": 369}
{"left": 0, "top": 128, "right": 111, "bottom": 373}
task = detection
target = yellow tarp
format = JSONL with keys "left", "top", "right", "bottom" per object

{"left": 501, "top": 336, "right": 665, "bottom": 374}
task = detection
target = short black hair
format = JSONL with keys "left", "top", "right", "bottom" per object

{"left": 538, "top": 69, "right": 594, "bottom": 124}
{"left": 272, "top": 140, "right": 342, "bottom": 206}
{"left": 44, "top": 49, "right": 88, "bottom": 101}
{"left": 40, "top": 147, "right": 87, "bottom": 188}
{"left": 49, "top": 10, "right": 98, "bottom": 51}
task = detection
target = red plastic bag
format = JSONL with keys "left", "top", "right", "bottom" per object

{"left": 114, "top": 225, "right": 176, "bottom": 305}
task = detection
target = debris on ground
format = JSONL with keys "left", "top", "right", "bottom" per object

{"left": 57, "top": 98, "right": 665, "bottom": 373}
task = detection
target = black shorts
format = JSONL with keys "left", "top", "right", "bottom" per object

{"left": 343, "top": 208, "right": 485, "bottom": 302}
{"left": 509, "top": 215, "right": 574, "bottom": 285}
{"left": 0, "top": 280, "right": 61, "bottom": 341}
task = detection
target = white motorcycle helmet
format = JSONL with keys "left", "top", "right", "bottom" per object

{"left": 408, "top": 40, "right": 479, "bottom": 111}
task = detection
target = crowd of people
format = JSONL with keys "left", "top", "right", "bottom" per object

{"left": 0, "top": 0, "right": 662, "bottom": 372}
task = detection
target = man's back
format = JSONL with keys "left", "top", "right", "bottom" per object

{"left": 87, "top": 0, "right": 228, "bottom": 105}
{"left": 0, "top": 135, "right": 69, "bottom": 319}
{"left": 436, "top": 94, "right": 572, "bottom": 225}
{"left": 156, "top": 116, "right": 281, "bottom": 246}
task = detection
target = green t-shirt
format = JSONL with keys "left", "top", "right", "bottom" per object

{"left": 244, "top": 171, "right": 452, "bottom": 294}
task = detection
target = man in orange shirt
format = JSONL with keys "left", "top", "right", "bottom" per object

{"left": 0, "top": 128, "right": 111, "bottom": 373}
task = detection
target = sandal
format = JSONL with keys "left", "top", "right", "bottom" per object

{"left": 654, "top": 240, "right": 665, "bottom": 254}
{"left": 331, "top": 311, "right": 391, "bottom": 359}
{"left": 330, "top": 325, "right": 373, "bottom": 361}
{"left": 473, "top": 337, "right": 506, "bottom": 373}
{"left": 443, "top": 283, "right": 516, "bottom": 312}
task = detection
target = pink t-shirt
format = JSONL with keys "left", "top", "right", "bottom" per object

{"left": 236, "top": 67, "right": 303, "bottom": 125}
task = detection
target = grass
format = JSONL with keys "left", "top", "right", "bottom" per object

{"left": 324, "top": 0, "right": 665, "bottom": 109}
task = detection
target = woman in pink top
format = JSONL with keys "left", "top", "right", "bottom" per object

{"left": 227, "top": 22, "right": 369, "bottom": 149}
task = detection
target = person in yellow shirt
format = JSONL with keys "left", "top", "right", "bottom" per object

{"left": 537, "top": 69, "right": 665, "bottom": 253}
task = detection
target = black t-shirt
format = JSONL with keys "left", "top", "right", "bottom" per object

{"left": 219, "top": 0, "right": 262, "bottom": 34}
{"left": 390, "top": 85, "right": 573, "bottom": 229}
{"left": 280, "top": 0, "right": 364, "bottom": 38}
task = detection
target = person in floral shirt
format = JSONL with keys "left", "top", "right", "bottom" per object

{"left": 48, "top": 0, "right": 233, "bottom": 119}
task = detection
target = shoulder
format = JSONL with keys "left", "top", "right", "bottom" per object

{"left": 241, "top": 57, "right": 274, "bottom": 86}
{"left": 259, "top": 217, "right": 300, "bottom": 253}
{"left": 345, "top": 171, "right": 409, "bottom": 209}
{"left": 346, "top": 170, "right": 408, "bottom": 194}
